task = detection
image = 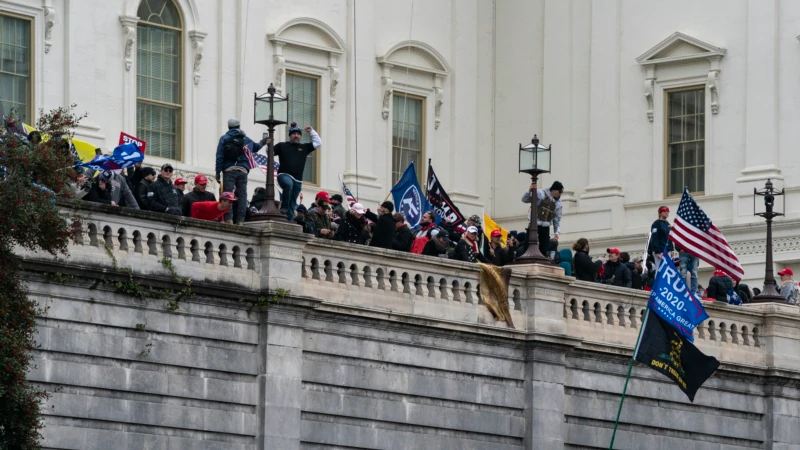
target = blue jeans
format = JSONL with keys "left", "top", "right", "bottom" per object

{"left": 679, "top": 252, "right": 699, "bottom": 293}
{"left": 222, "top": 170, "right": 248, "bottom": 223}
{"left": 278, "top": 173, "right": 302, "bottom": 221}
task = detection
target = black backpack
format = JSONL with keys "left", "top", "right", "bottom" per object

{"left": 223, "top": 132, "right": 245, "bottom": 162}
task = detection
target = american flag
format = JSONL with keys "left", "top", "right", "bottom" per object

{"left": 342, "top": 182, "right": 357, "bottom": 206}
{"left": 245, "top": 144, "right": 278, "bottom": 179}
{"left": 669, "top": 188, "right": 744, "bottom": 281}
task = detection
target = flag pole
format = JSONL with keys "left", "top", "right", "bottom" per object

{"left": 608, "top": 308, "right": 650, "bottom": 449}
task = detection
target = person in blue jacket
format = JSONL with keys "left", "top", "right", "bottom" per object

{"left": 215, "top": 118, "right": 267, "bottom": 224}
{"left": 647, "top": 206, "right": 674, "bottom": 270}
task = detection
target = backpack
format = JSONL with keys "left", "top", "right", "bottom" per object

{"left": 223, "top": 132, "right": 245, "bottom": 162}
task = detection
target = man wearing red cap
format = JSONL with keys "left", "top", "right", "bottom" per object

{"left": 181, "top": 174, "right": 217, "bottom": 217}
{"left": 648, "top": 206, "right": 674, "bottom": 270}
{"left": 191, "top": 191, "right": 236, "bottom": 222}
{"left": 174, "top": 177, "right": 187, "bottom": 203}
{"left": 487, "top": 229, "right": 515, "bottom": 266}
{"left": 600, "top": 248, "right": 632, "bottom": 288}
{"left": 778, "top": 268, "right": 798, "bottom": 304}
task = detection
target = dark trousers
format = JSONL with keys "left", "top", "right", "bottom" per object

{"left": 537, "top": 225, "right": 550, "bottom": 257}
{"left": 222, "top": 170, "right": 248, "bottom": 223}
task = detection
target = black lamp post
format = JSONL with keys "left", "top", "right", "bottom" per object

{"left": 512, "top": 134, "right": 552, "bottom": 265}
{"left": 250, "top": 83, "right": 289, "bottom": 222}
{"left": 751, "top": 179, "right": 786, "bottom": 303}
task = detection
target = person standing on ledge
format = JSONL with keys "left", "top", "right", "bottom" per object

{"left": 215, "top": 118, "right": 267, "bottom": 225}
{"left": 648, "top": 205, "right": 674, "bottom": 270}
{"left": 275, "top": 122, "right": 322, "bottom": 221}
{"left": 521, "top": 180, "right": 563, "bottom": 256}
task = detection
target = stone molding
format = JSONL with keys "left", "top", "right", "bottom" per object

{"left": 43, "top": 1, "right": 54, "bottom": 54}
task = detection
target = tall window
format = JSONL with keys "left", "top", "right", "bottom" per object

{"left": 286, "top": 72, "right": 319, "bottom": 184}
{"left": 392, "top": 94, "right": 424, "bottom": 185}
{"left": 0, "top": 14, "right": 32, "bottom": 123}
{"left": 666, "top": 87, "right": 705, "bottom": 196}
{"left": 137, "top": 0, "right": 182, "bottom": 159}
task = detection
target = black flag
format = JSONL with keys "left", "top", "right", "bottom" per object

{"left": 634, "top": 310, "right": 720, "bottom": 402}
{"left": 426, "top": 162, "right": 465, "bottom": 227}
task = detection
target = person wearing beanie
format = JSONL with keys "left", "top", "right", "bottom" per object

{"left": 329, "top": 194, "right": 347, "bottom": 220}
{"left": 83, "top": 170, "right": 116, "bottom": 206}
{"left": 181, "top": 174, "right": 217, "bottom": 217}
{"left": 215, "top": 118, "right": 268, "bottom": 224}
{"left": 274, "top": 121, "right": 323, "bottom": 221}
{"left": 134, "top": 166, "right": 158, "bottom": 210}
{"left": 364, "top": 201, "right": 397, "bottom": 250}
{"left": 706, "top": 269, "right": 736, "bottom": 304}
{"left": 521, "top": 179, "right": 564, "bottom": 256}
{"left": 422, "top": 228, "right": 451, "bottom": 258}
{"left": 648, "top": 205, "right": 675, "bottom": 270}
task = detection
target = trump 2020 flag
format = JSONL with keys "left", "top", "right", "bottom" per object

{"left": 391, "top": 162, "right": 437, "bottom": 229}
{"left": 635, "top": 310, "right": 719, "bottom": 402}
{"left": 649, "top": 246, "right": 709, "bottom": 342}
{"left": 78, "top": 143, "right": 144, "bottom": 171}
{"left": 426, "top": 162, "right": 465, "bottom": 227}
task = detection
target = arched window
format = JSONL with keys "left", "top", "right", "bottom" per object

{"left": 137, "top": 0, "right": 182, "bottom": 159}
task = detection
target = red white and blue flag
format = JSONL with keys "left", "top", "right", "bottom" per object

{"left": 245, "top": 144, "right": 278, "bottom": 180}
{"left": 338, "top": 173, "right": 358, "bottom": 207}
{"left": 669, "top": 188, "right": 745, "bottom": 281}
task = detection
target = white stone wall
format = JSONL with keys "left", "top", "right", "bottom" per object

{"left": 5, "top": 0, "right": 800, "bottom": 283}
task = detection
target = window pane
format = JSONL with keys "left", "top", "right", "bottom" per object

{"left": 137, "top": 101, "right": 180, "bottom": 159}
{"left": 392, "top": 95, "right": 424, "bottom": 185}
{"left": 666, "top": 88, "right": 705, "bottom": 196}
{"left": 286, "top": 73, "right": 319, "bottom": 184}
{"left": 0, "top": 15, "right": 31, "bottom": 122}
{"left": 138, "top": 0, "right": 182, "bottom": 28}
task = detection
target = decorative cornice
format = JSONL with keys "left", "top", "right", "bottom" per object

{"left": 119, "top": 15, "right": 139, "bottom": 71}
{"left": 189, "top": 31, "right": 207, "bottom": 85}
{"left": 43, "top": 4, "right": 55, "bottom": 54}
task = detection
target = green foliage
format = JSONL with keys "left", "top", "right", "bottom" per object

{"left": 134, "top": 323, "right": 146, "bottom": 332}
{"left": 43, "top": 272, "right": 75, "bottom": 284}
{"left": 139, "top": 343, "right": 153, "bottom": 358}
{"left": 0, "top": 106, "right": 84, "bottom": 448}
{"left": 244, "top": 288, "right": 290, "bottom": 314}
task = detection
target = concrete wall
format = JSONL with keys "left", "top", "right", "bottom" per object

{"left": 17, "top": 205, "right": 800, "bottom": 449}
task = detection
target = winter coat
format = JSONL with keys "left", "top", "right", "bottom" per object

{"left": 422, "top": 238, "right": 449, "bottom": 257}
{"left": 573, "top": 250, "right": 602, "bottom": 282}
{"left": 453, "top": 236, "right": 489, "bottom": 264}
{"left": 364, "top": 211, "right": 396, "bottom": 250}
{"left": 109, "top": 172, "right": 139, "bottom": 209}
{"left": 706, "top": 275, "right": 734, "bottom": 303}
{"left": 626, "top": 262, "right": 644, "bottom": 290}
{"left": 182, "top": 188, "right": 217, "bottom": 217}
{"left": 126, "top": 166, "right": 144, "bottom": 191}
{"left": 648, "top": 219, "right": 674, "bottom": 254}
{"left": 149, "top": 176, "right": 182, "bottom": 215}
{"left": 83, "top": 181, "right": 113, "bottom": 205}
{"left": 215, "top": 129, "right": 263, "bottom": 176}
{"left": 601, "top": 260, "right": 632, "bottom": 288}
{"left": 135, "top": 179, "right": 154, "bottom": 210}
{"left": 487, "top": 244, "right": 515, "bottom": 266}
{"left": 410, "top": 223, "right": 436, "bottom": 254}
{"left": 392, "top": 225, "right": 413, "bottom": 252}
{"left": 335, "top": 211, "right": 369, "bottom": 244}
{"left": 305, "top": 209, "right": 334, "bottom": 239}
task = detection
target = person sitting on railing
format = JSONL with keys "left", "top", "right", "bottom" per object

{"left": 453, "top": 226, "right": 490, "bottom": 263}
{"left": 134, "top": 167, "right": 157, "bottom": 210}
{"left": 391, "top": 213, "right": 413, "bottom": 252}
{"left": 305, "top": 199, "right": 335, "bottom": 239}
{"left": 571, "top": 238, "right": 602, "bottom": 283}
{"left": 422, "top": 228, "right": 451, "bottom": 258}
{"left": 364, "top": 201, "right": 396, "bottom": 250}
{"left": 190, "top": 192, "right": 236, "bottom": 222}
{"left": 335, "top": 203, "right": 369, "bottom": 245}
{"left": 83, "top": 170, "right": 116, "bottom": 206}
{"left": 410, "top": 211, "right": 436, "bottom": 254}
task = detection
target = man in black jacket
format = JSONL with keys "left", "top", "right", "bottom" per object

{"left": 648, "top": 206, "right": 674, "bottom": 270}
{"left": 274, "top": 122, "right": 322, "bottom": 220}
{"left": 571, "top": 238, "right": 602, "bottom": 282}
{"left": 487, "top": 230, "right": 515, "bottom": 266}
{"left": 392, "top": 213, "right": 413, "bottom": 252}
{"left": 601, "top": 247, "right": 632, "bottom": 288}
{"left": 83, "top": 171, "right": 116, "bottom": 206}
{"left": 134, "top": 167, "right": 157, "bottom": 210}
{"left": 364, "top": 201, "right": 396, "bottom": 250}
{"left": 150, "top": 163, "right": 182, "bottom": 216}
{"left": 181, "top": 174, "right": 216, "bottom": 217}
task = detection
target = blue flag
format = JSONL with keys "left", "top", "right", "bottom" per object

{"left": 391, "top": 162, "right": 438, "bottom": 229}
{"left": 78, "top": 143, "right": 144, "bottom": 172}
{"left": 648, "top": 248, "right": 709, "bottom": 342}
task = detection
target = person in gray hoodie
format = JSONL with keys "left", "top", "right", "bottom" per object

{"left": 108, "top": 169, "right": 139, "bottom": 209}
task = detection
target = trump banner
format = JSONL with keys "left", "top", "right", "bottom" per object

{"left": 391, "top": 162, "right": 437, "bottom": 229}
{"left": 78, "top": 143, "right": 144, "bottom": 172}
{"left": 648, "top": 246, "right": 709, "bottom": 342}
{"left": 426, "top": 161, "right": 465, "bottom": 227}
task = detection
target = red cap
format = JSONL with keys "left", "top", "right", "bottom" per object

{"left": 713, "top": 269, "right": 728, "bottom": 277}
{"left": 490, "top": 230, "right": 502, "bottom": 237}
{"left": 194, "top": 174, "right": 208, "bottom": 185}
{"left": 220, "top": 192, "right": 238, "bottom": 202}
{"left": 606, "top": 247, "right": 621, "bottom": 255}
{"left": 658, "top": 206, "right": 669, "bottom": 213}
{"left": 174, "top": 177, "right": 187, "bottom": 185}
{"left": 778, "top": 268, "right": 794, "bottom": 276}
{"left": 315, "top": 191, "right": 331, "bottom": 202}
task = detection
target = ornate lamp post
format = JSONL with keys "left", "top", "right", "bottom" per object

{"left": 250, "top": 83, "right": 289, "bottom": 222}
{"left": 512, "top": 134, "right": 552, "bottom": 265}
{"left": 752, "top": 179, "right": 786, "bottom": 303}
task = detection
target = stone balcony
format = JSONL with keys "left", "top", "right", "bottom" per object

{"left": 17, "top": 202, "right": 800, "bottom": 449}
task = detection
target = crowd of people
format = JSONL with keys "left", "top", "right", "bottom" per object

{"left": 54, "top": 115, "right": 800, "bottom": 302}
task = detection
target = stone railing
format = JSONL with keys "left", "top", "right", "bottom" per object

{"left": 18, "top": 204, "right": 800, "bottom": 371}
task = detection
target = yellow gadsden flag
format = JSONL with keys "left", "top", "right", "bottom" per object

{"left": 483, "top": 212, "right": 509, "bottom": 245}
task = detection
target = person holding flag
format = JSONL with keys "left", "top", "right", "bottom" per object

{"left": 274, "top": 122, "right": 322, "bottom": 221}
{"left": 215, "top": 118, "right": 267, "bottom": 224}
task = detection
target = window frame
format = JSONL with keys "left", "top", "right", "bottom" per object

{"left": 0, "top": 11, "right": 34, "bottom": 124}
{"left": 135, "top": 0, "right": 184, "bottom": 161}
{"left": 391, "top": 91, "right": 427, "bottom": 187}
{"left": 285, "top": 70, "right": 321, "bottom": 186}
{"left": 663, "top": 85, "right": 706, "bottom": 198}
